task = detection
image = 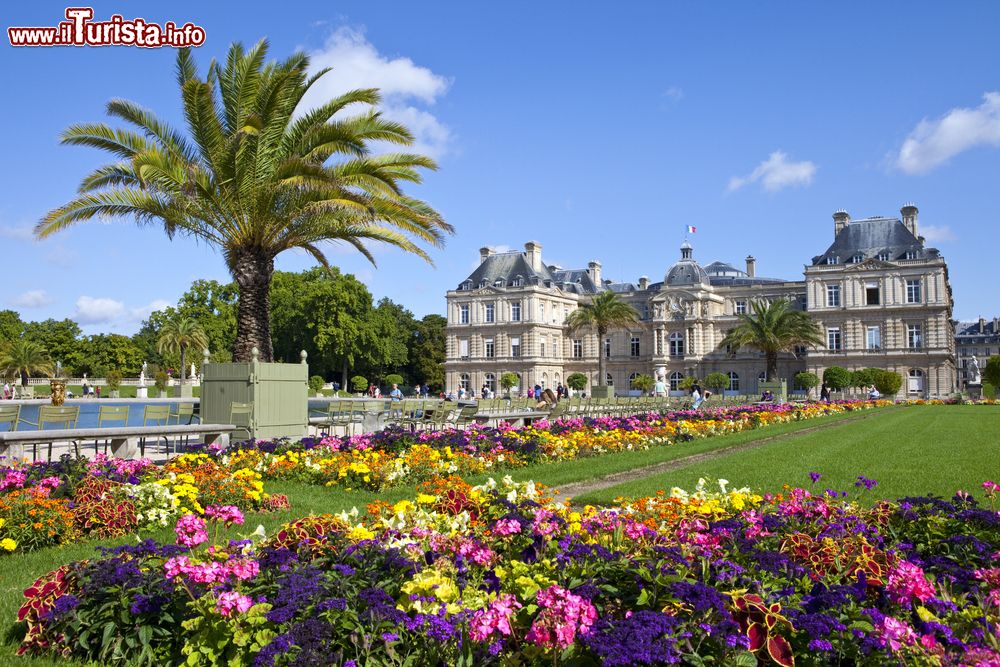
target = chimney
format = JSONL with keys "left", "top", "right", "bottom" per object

{"left": 900, "top": 203, "right": 918, "bottom": 238}
{"left": 994, "top": 317, "right": 999, "bottom": 333}
{"left": 833, "top": 209, "right": 850, "bottom": 236}
{"left": 638, "top": 276, "right": 649, "bottom": 290}
{"left": 979, "top": 317, "right": 986, "bottom": 334}
{"left": 479, "top": 246, "right": 493, "bottom": 264}
{"left": 524, "top": 241, "right": 542, "bottom": 272}
{"left": 587, "top": 260, "right": 602, "bottom": 286}
{"left": 745, "top": 255, "right": 756, "bottom": 278}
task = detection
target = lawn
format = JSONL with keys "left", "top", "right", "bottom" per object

{"left": 576, "top": 404, "right": 1000, "bottom": 505}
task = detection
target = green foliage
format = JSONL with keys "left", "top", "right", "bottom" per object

{"left": 565, "top": 292, "right": 640, "bottom": 388}
{"left": 20, "top": 319, "right": 81, "bottom": 370}
{"left": 566, "top": 373, "right": 588, "bottom": 391}
{"left": 850, "top": 368, "right": 878, "bottom": 389}
{"left": 0, "top": 339, "right": 54, "bottom": 384}
{"left": 0, "top": 309, "right": 24, "bottom": 344}
{"left": 679, "top": 376, "right": 697, "bottom": 391}
{"left": 718, "top": 299, "right": 823, "bottom": 380}
{"left": 704, "top": 372, "right": 730, "bottom": 392}
{"left": 156, "top": 315, "right": 210, "bottom": 384}
{"left": 154, "top": 371, "right": 168, "bottom": 392}
{"left": 68, "top": 334, "right": 143, "bottom": 377}
{"left": 794, "top": 372, "right": 820, "bottom": 393}
{"left": 351, "top": 375, "right": 368, "bottom": 393}
{"left": 181, "top": 598, "right": 276, "bottom": 667}
{"left": 308, "top": 375, "right": 325, "bottom": 394}
{"left": 983, "top": 382, "right": 996, "bottom": 399}
{"left": 39, "top": 40, "right": 451, "bottom": 362}
{"left": 105, "top": 370, "right": 122, "bottom": 391}
{"left": 823, "top": 366, "right": 852, "bottom": 391}
{"left": 983, "top": 356, "right": 1000, "bottom": 389}
{"left": 406, "top": 314, "right": 446, "bottom": 390}
{"left": 500, "top": 372, "right": 520, "bottom": 392}
{"left": 631, "top": 374, "right": 655, "bottom": 393}
{"left": 385, "top": 373, "right": 405, "bottom": 386}
{"left": 873, "top": 369, "right": 902, "bottom": 396}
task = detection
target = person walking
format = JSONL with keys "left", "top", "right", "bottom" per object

{"left": 819, "top": 382, "right": 830, "bottom": 402}
{"left": 389, "top": 383, "right": 403, "bottom": 401}
{"left": 654, "top": 376, "right": 667, "bottom": 397}
{"left": 691, "top": 382, "right": 704, "bottom": 409}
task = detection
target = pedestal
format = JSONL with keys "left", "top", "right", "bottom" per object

{"left": 968, "top": 383, "right": 982, "bottom": 400}
{"left": 136, "top": 386, "right": 148, "bottom": 399}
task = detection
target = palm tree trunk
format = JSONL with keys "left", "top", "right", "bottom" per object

{"left": 180, "top": 345, "right": 187, "bottom": 385}
{"left": 766, "top": 352, "right": 778, "bottom": 381}
{"left": 232, "top": 250, "right": 275, "bottom": 362}
{"left": 597, "top": 326, "right": 607, "bottom": 389}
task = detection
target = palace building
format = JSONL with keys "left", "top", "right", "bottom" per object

{"left": 444, "top": 204, "right": 957, "bottom": 398}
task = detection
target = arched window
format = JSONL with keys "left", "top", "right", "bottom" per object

{"left": 758, "top": 371, "right": 767, "bottom": 386}
{"left": 541, "top": 372, "right": 548, "bottom": 388}
{"left": 669, "top": 371, "right": 683, "bottom": 391}
{"left": 628, "top": 372, "right": 639, "bottom": 386}
{"left": 460, "top": 373, "right": 470, "bottom": 391}
{"left": 605, "top": 373, "right": 614, "bottom": 386}
{"left": 727, "top": 371, "right": 740, "bottom": 392}
{"left": 484, "top": 373, "right": 496, "bottom": 393}
{"left": 907, "top": 369, "right": 925, "bottom": 395}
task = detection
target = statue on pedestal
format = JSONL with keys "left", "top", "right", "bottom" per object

{"left": 969, "top": 355, "right": 982, "bottom": 385}
{"left": 139, "top": 361, "right": 148, "bottom": 386}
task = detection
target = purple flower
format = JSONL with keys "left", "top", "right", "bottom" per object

{"left": 855, "top": 476, "right": 878, "bottom": 490}
{"left": 809, "top": 471, "right": 822, "bottom": 484}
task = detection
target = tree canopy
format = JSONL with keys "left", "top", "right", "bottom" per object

{"left": 718, "top": 299, "right": 824, "bottom": 380}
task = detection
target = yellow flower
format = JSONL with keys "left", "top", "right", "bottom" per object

{"left": 347, "top": 525, "right": 375, "bottom": 541}
{"left": 416, "top": 494, "right": 437, "bottom": 505}
{"left": 1, "top": 538, "right": 17, "bottom": 552}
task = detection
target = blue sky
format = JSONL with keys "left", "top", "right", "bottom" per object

{"left": 2, "top": 1, "right": 999, "bottom": 334}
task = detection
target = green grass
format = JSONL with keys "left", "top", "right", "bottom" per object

{"left": 577, "top": 405, "right": 1000, "bottom": 505}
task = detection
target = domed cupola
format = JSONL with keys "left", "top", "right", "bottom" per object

{"left": 665, "top": 242, "right": 710, "bottom": 286}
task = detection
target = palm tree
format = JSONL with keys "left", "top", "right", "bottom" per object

{"left": 36, "top": 40, "right": 451, "bottom": 362}
{"left": 0, "top": 340, "right": 55, "bottom": 386}
{"left": 565, "top": 291, "right": 640, "bottom": 388}
{"left": 718, "top": 299, "right": 824, "bottom": 381}
{"left": 156, "top": 316, "right": 209, "bottom": 386}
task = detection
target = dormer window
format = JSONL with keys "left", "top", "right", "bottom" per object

{"left": 905, "top": 250, "right": 917, "bottom": 260}
{"left": 479, "top": 280, "right": 487, "bottom": 289}
{"left": 877, "top": 252, "right": 889, "bottom": 261}
{"left": 825, "top": 256, "right": 839, "bottom": 265}
{"left": 851, "top": 253, "right": 864, "bottom": 263}
{"left": 494, "top": 279, "right": 504, "bottom": 288}
{"left": 512, "top": 276, "right": 523, "bottom": 287}
{"left": 460, "top": 281, "right": 472, "bottom": 291}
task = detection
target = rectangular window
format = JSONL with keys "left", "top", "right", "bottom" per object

{"left": 826, "top": 284, "right": 840, "bottom": 307}
{"left": 511, "top": 301, "right": 521, "bottom": 322}
{"left": 510, "top": 336, "right": 520, "bottom": 357}
{"left": 907, "top": 324, "right": 922, "bottom": 349}
{"left": 866, "top": 326, "right": 881, "bottom": 350}
{"left": 669, "top": 334, "right": 684, "bottom": 357}
{"left": 459, "top": 304, "right": 469, "bottom": 324}
{"left": 865, "top": 281, "right": 880, "bottom": 306}
{"left": 906, "top": 279, "right": 922, "bottom": 303}
{"left": 735, "top": 300, "right": 747, "bottom": 315}
{"left": 553, "top": 338, "right": 560, "bottom": 358}
{"left": 539, "top": 336, "right": 545, "bottom": 357}
{"left": 827, "top": 327, "right": 842, "bottom": 351}
{"left": 630, "top": 336, "right": 640, "bottom": 357}
{"left": 572, "top": 339, "right": 583, "bottom": 359}
{"left": 604, "top": 338, "right": 611, "bottom": 359}
{"left": 485, "top": 338, "right": 495, "bottom": 358}
{"left": 484, "top": 303, "right": 494, "bottom": 323}
{"left": 539, "top": 303, "right": 545, "bottom": 322}
{"left": 459, "top": 338, "right": 469, "bottom": 359}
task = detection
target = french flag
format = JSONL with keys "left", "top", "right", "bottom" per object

{"left": 686, "top": 225, "right": 696, "bottom": 234}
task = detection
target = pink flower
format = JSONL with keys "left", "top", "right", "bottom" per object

{"left": 469, "top": 594, "right": 522, "bottom": 641}
{"left": 175, "top": 514, "right": 209, "bottom": 548}
{"left": 525, "top": 585, "right": 597, "bottom": 650}
{"left": 215, "top": 591, "right": 253, "bottom": 617}
{"left": 877, "top": 616, "right": 918, "bottom": 652}
{"left": 226, "top": 558, "right": 260, "bottom": 581}
{"left": 0, "top": 470, "right": 27, "bottom": 491}
{"left": 205, "top": 505, "right": 245, "bottom": 526}
{"left": 532, "top": 509, "right": 558, "bottom": 537}
{"left": 164, "top": 555, "right": 191, "bottom": 579}
{"left": 493, "top": 519, "right": 522, "bottom": 536}
{"left": 886, "top": 560, "right": 935, "bottom": 605}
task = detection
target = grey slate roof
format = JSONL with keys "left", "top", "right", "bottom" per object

{"left": 956, "top": 320, "right": 1000, "bottom": 339}
{"left": 458, "top": 252, "right": 602, "bottom": 293}
{"left": 811, "top": 216, "right": 941, "bottom": 265}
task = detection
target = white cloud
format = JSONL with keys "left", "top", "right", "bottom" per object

{"left": 73, "top": 296, "right": 125, "bottom": 324}
{"left": 303, "top": 27, "right": 453, "bottom": 158}
{"left": 130, "top": 299, "right": 172, "bottom": 320}
{"left": 0, "top": 224, "right": 34, "bottom": 241}
{"left": 662, "top": 86, "right": 684, "bottom": 102}
{"left": 897, "top": 92, "right": 1000, "bottom": 174}
{"left": 728, "top": 151, "right": 817, "bottom": 192}
{"left": 11, "top": 290, "right": 52, "bottom": 308}
{"left": 920, "top": 225, "right": 957, "bottom": 243}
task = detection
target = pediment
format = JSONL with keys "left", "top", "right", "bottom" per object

{"left": 844, "top": 258, "right": 896, "bottom": 271}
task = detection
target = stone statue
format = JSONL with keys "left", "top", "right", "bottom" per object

{"left": 190, "top": 362, "right": 196, "bottom": 379}
{"left": 139, "top": 361, "right": 148, "bottom": 386}
{"left": 969, "top": 355, "right": 982, "bottom": 385}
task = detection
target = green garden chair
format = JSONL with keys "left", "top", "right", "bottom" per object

{"left": 141, "top": 405, "right": 171, "bottom": 457}
{"left": 0, "top": 404, "right": 20, "bottom": 433}
{"left": 95, "top": 405, "right": 129, "bottom": 455}
{"left": 229, "top": 402, "right": 254, "bottom": 442}
{"left": 18, "top": 405, "right": 81, "bottom": 461}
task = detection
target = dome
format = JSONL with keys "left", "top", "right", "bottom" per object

{"left": 665, "top": 242, "right": 709, "bottom": 286}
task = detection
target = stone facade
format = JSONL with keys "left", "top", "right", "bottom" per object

{"left": 955, "top": 318, "right": 1000, "bottom": 388}
{"left": 445, "top": 205, "right": 957, "bottom": 398}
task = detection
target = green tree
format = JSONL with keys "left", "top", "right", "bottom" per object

{"left": 794, "top": 371, "right": 820, "bottom": 397}
{"left": 156, "top": 316, "right": 209, "bottom": 386}
{"left": 136, "top": 279, "right": 238, "bottom": 365}
{"left": 308, "top": 375, "right": 325, "bottom": 396}
{"left": 850, "top": 368, "right": 879, "bottom": 392}
{"left": 566, "top": 373, "right": 588, "bottom": 391}
{"left": 500, "top": 372, "right": 520, "bottom": 395}
{"left": 679, "top": 376, "right": 697, "bottom": 391}
{"left": 631, "top": 374, "right": 655, "bottom": 394}
{"left": 407, "top": 314, "right": 446, "bottom": 390}
{"left": 385, "top": 373, "right": 405, "bottom": 387}
{"left": 705, "top": 372, "right": 730, "bottom": 394}
{"left": 0, "top": 310, "right": 24, "bottom": 345}
{"left": 0, "top": 339, "right": 55, "bottom": 386}
{"left": 823, "top": 366, "right": 852, "bottom": 392}
{"left": 38, "top": 40, "right": 451, "bottom": 363}
{"left": 69, "top": 334, "right": 144, "bottom": 377}
{"left": 872, "top": 369, "right": 902, "bottom": 397}
{"left": 718, "top": 299, "right": 824, "bottom": 380}
{"left": 565, "top": 292, "right": 640, "bottom": 389}
{"left": 351, "top": 375, "right": 368, "bottom": 394}
{"left": 21, "top": 319, "right": 81, "bottom": 372}
{"left": 983, "top": 356, "right": 1000, "bottom": 389}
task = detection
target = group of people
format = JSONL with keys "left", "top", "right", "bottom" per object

{"left": 1, "top": 382, "right": 15, "bottom": 400}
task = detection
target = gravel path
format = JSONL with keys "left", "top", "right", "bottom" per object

{"left": 551, "top": 409, "right": 888, "bottom": 504}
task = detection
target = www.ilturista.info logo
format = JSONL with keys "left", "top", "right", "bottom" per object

{"left": 8, "top": 7, "right": 206, "bottom": 47}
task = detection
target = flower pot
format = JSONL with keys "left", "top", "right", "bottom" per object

{"left": 49, "top": 380, "right": 67, "bottom": 406}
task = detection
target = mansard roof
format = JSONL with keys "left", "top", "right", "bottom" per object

{"left": 811, "top": 216, "right": 941, "bottom": 265}
{"left": 458, "top": 253, "right": 603, "bottom": 293}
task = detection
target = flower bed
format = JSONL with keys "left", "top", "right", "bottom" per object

{"left": 211, "top": 400, "right": 896, "bottom": 491}
{"left": 0, "top": 453, "right": 283, "bottom": 554}
{"left": 17, "top": 475, "right": 998, "bottom": 665}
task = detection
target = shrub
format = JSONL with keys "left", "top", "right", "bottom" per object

{"left": 154, "top": 370, "right": 169, "bottom": 392}
{"left": 566, "top": 373, "right": 588, "bottom": 391}
{"left": 850, "top": 368, "right": 878, "bottom": 389}
{"left": 679, "top": 376, "right": 697, "bottom": 391}
{"left": 308, "top": 375, "right": 325, "bottom": 395}
{"left": 500, "top": 372, "right": 519, "bottom": 392}
{"left": 873, "top": 369, "right": 903, "bottom": 397}
{"left": 385, "top": 374, "right": 404, "bottom": 387}
{"left": 105, "top": 370, "right": 122, "bottom": 391}
{"left": 823, "top": 366, "right": 851, "bottom": 391}
{"left": 71, "top": 477, "right": 138, "bottom": 539}
{"left": 350, "top": 375, "right": 368, "bottom": 393}
{"left": 983, "top": 382, "right": 996, "bottom": 399}
{"left": 794, "top": 371, "right": 819, "bottom": 395}
{"left": 631, "top": 374, "right": 655, "bottom": 393}
{"left": 983, "top": 356, "right": 1000, "bottom": 388}
{"left": 704, "top": 372, "right": 729, "bottom": 393}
